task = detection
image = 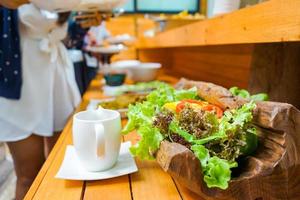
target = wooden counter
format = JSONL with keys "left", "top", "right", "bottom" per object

{"left": 137, "top": 0, "right": 300, "bottom": 49}
{"left": 24, "top": 74, "right": 202, "bottom": 200}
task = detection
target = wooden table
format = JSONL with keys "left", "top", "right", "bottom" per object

{"left": 24, "top": 74, "right": 202, "bottom": 200}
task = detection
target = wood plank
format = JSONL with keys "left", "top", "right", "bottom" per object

{"left": 174, "top": 180, "right": 206, "bottom": 200}
{"left": 123, "top": 132, "right": 182, "bottom": 200}
{"left": 27, "top": 117, "right": 84, "bottom": 200}
{"left": 139, "top": 44, "right": 253, "bottom": 88}
{"left": 106, "top": 16, "right": 137, "bottom": 61}
{"left": 137, "top": 0, "right": 300, "bottom": 49}
{"left": 83, "top": 101, "right": 132, "bottom": 200}
{"left": 24, "top": 97, "right": 91, "bottom": 199}
{"left": 84, "top": 176, "right": 131, "bottom": 200}
{"left": 138, "top": 48, "right": 173, "bottom": 70}
{"left": 84, "top": 75, "right": 182, "bottom": 200}
{"left": 24, "top": 108, "right": 83, "bottom": 200}
{"left": 249, "top": 42, "right": 300, "bottom": 109}
{"left": 24, "top": 75, "right": 194, "bottom": 200}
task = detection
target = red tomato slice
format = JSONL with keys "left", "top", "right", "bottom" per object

{"left": 176, "top": 102, "right": 186, "bottom": 113}
{"left": 202, "top": 105, "right": 223, "bottom": 118}
{"left": 175, "top": 100, "right": 223, "bottom": 118}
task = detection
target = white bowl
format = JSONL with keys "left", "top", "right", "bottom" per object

{"left": 110, "top": 60, "right": 141, "bottom": 79}
{"left": 130, "top": 63, "right": 162, "bottom": 82}
{"left": 110, "top": 60, "right": 141, "bottom": 69}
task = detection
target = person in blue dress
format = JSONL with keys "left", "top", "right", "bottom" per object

{"left": 1, "top": 1, "right": 81, "bottom": 200}
{"left": 1, "top": 3, "right": 29, "bottom": 200}
{"left": 0, "top": 3, "right": 25, "bottom": 99}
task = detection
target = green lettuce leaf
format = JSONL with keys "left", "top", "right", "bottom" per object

{"left": 240, "top": 127, "right": 258, "bottom": 155}
{"left": 130, "top": 126, "right": 164, "bottom": 160}
{"left": 146, "top": 84, "right": 175, "bottom": 107}
{"left": 174, "top": 87, "right": 198, "bottom": 101}
{"left": 122, "top": 102, "right": 155, "bottom": 134}
{"left": 122, "top": 101, "right": 163, "bottom": 160}
{"left": 229, "top": 86, "right": 269, "bottom": 101}
{"left": 169, "top": 120, "right": 196, "bottom": 143}
{"left": 229, "top": 87, "right": 250, "bottom": 98}
{"left": 191, "top": 144, "right": 210, "bottom": 168}
{"left": 191, "top": 144, "right": 237, "bottom": 190}
{"left": 250, "top": 93, "right": 269, "bottom": 101}
{"left": 203, "top": 157, "right": 237, "bottom": 190}
{"left": 123, "top": 84, "right": 258, "bottom": 190}
{"left": 124, "top": 85, "right": 199, "bottom": 160}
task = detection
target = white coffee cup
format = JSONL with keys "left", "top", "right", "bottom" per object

{"left": 73, "top": 108, "right": 121, "bottom": 172}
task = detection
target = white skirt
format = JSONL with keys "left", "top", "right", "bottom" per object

{"left": 0, "top": 4, "right": 81, "bottom": 142}
{"left": 0, "top": 59, "right": 78, "bottom": 142}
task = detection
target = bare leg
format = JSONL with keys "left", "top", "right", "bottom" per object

{"left": 7, "top": 135, "right": 45, "bottom": 200}
{"left": 44, "top": 131, "right": 61, "bottom": 158}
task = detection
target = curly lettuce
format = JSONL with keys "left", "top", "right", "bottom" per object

{"left": 230, "top": 86, "right": 269, "bottom": 101}
{"left": 123, "top": 83, "right": 198, "bottom": 159}
{"left": 168, "top": 101, "right": 257, "bottom": 189}
{"left": 123, "top": 84, "right": 258, "bottom": 190}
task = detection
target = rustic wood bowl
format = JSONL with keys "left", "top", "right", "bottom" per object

{"left": 155, "top": 78, "right": 300, "bottom": 200}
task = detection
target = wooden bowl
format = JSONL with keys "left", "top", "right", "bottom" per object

{"left": 155, "top": 78, "right": 300, "bottom": 200}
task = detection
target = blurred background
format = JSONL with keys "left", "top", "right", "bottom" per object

{"left": 0, "top": 0, "right": 270, "bottom": 199}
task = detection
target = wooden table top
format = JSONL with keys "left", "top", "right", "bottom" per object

{"left": 24, "top": 74, "right": 203, "bottom": 200}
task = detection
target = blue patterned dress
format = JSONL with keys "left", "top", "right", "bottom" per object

{"left": 0, "top": 7, "right": 22, "bottom": 99}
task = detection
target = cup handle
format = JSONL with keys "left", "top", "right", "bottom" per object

{"left": 94, "top": 123, "right": 105, "bottom": 158}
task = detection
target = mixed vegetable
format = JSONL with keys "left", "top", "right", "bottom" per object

{"left": 229, "top": 87, "right": 269, "bottom": 101}
{"left": 110, "top": 81, "right": 168, "bottom": 96}
{"left": 122, "top": 83, "right": 259, "bottom": 190}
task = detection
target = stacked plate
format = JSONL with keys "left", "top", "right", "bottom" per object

{"left": 30, "top": 0, "right": 128, "bottom": 12}
{"left": 75, "top": 0, "right": 128, "bottom": 12}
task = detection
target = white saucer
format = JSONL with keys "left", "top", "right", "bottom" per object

{"left": 86, "top": 45, "right": 127, "bottom": 54}
{"left": 107, "top": 34, "right": 136, "bottom": 44}
{"left": 55, "top": 142, "right": 138, "bottom": 180}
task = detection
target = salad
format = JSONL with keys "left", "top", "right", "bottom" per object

{"left": 229, "top": 86, "right": 269, "bottom": 101}
{"left": 122, "top": 83, "right": 258, "bottom": 190}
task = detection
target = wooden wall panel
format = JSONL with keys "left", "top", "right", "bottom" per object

{"left": 138, "top": 44, "right": 254, "bottom": 88}
{"left": 106, "top": 16, "right": 137, "bottom": 61}
{"left": 249, "top": 42, "right": 300, "bottom": 109}
{"left": 106, "top": 16, "right": 135, "bottom": 36}
{"left": 136, "top": 18, "right": 156, "bottom": 38}
{"left": 137, "top": 48, "right": 173, "bottom": 70}
{"left": 106, "top": 16, "right": 254, "bottom": 88}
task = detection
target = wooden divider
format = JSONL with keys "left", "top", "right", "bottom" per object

{"left": 137, "top": 0, "right": 300, "bottom": 48}
{"left": 138, "top": 44, "right": 254, "bottom": 88}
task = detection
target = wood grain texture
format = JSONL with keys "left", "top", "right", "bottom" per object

{"left": 122, "top": 75, "right": 182, "bottom": 200}
{"left": 25, "top": 75, "right": 186, "bottom": 200}
{"left": 137, "top": 0, "right": 300, "bottom": 49}
{"left": 25, "top": 80, "right": 100, "bottom": 200}
{"left": 174, "top": 180, "right": 205, "bottom": 200}
{"left": 84, "top": 176, "right": 132, "bottom": 200}
{"left": 249, "top": 42, "right": 300, "bottom": 109}
{"left": 106, "top": 17, "right": 136, "bottom": 37}
{"left": 124, "top": 127, "right": 182, "bottom": 200}
{"left": 106, "top": 16, "right": 137, "bottom": 61}
{"left": 139, "top": 44, "right": 253, "bottom": 88}
{"left": 158, "top": 78, "right": 300, "bottom": 199}
{"left": 24, "top": 104, "right": 87, "bottom": 200}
